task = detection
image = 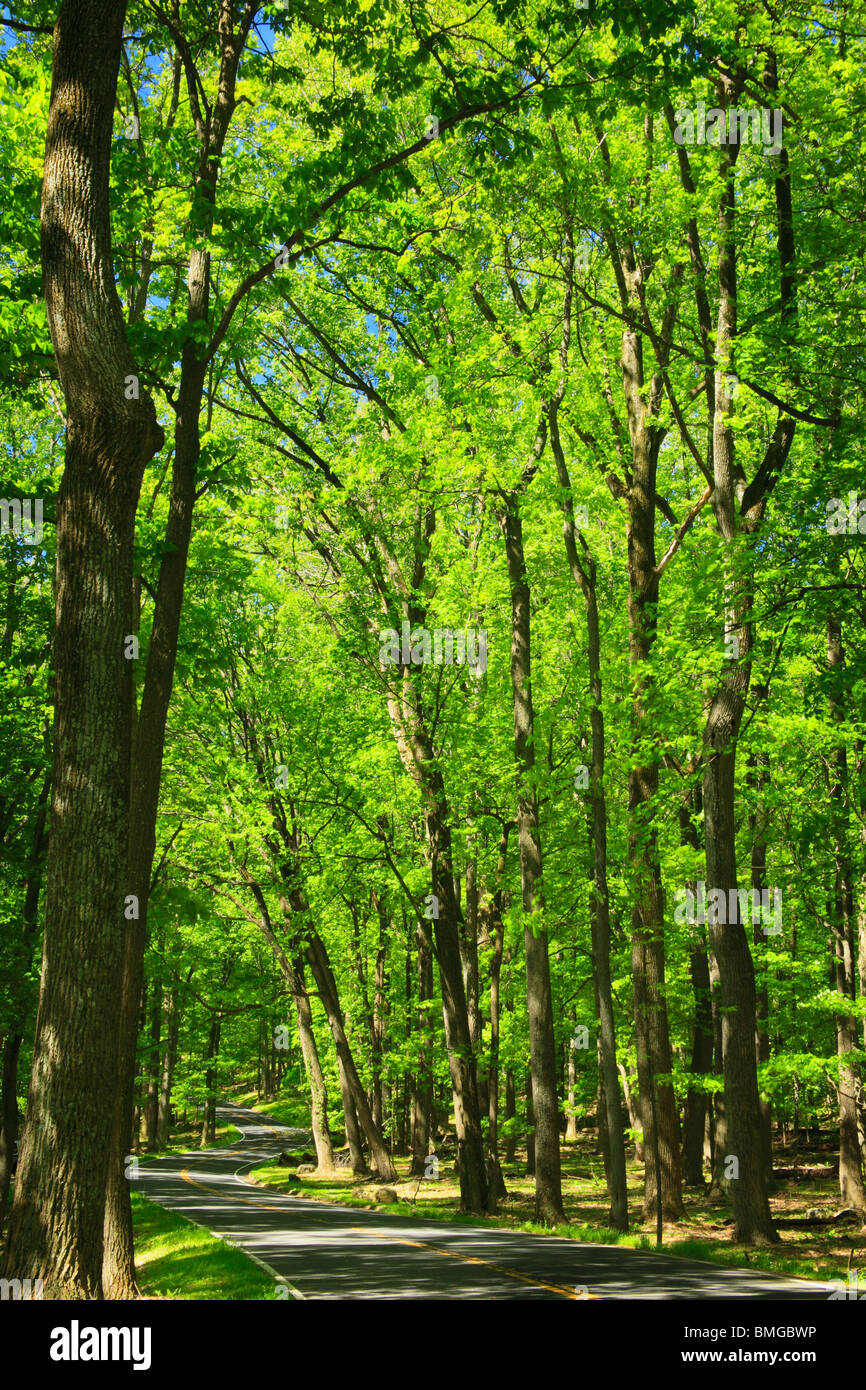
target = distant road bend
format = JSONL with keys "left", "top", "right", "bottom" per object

{"left": 131, "top": 1102, "right": 836, "bottom": 1301}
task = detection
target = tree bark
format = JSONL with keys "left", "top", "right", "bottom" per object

{"left": 0, "top": 769, "right": 49, "bottom": 1227}
{"left": 480, "top": 854, "right": 507, "bottom": 1202}
{"left": 682, "top": 940, "right": 713, "bottom": 1186}
{"left": 698, "top": 60, "right": 794, "bottom": 1245}
{"left": 290, "top": 957, "right": 337, "bottom": 1175}
{"left": 748, "top": 754, "right": 774, "bottom": 1183}
{"left": 3, "top": 0, "right": 164, "bottom": 1299}
{"left": 677, "top": 776, "right": 713, "bottom": 1188}
{"left": 304, "top": 931, "right": 397, "bottom": 1181}
{"left": 143, "top": 979, "right": 162, "bottom": 1151}
{"left": 826, "top": 614, "right": 866, "bottom": 1212}
{"left": 199, "top": 1013, "right": 222, "bottom": 1148}
{"left": 411, "top": 915, "right": 434, "bottom": 1176}
{"left": 103, "top": 4, "right": 255, "bottom": 1298}
{"left": 156, "top": 987, "right": 180, "bottom": 1149}
{"left": 500, "top": 495, "right": 565, "bottom": 1225}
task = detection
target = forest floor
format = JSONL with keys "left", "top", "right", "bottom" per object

{"left": 241, "top": 1108, "right": 864, "bottom": 1290}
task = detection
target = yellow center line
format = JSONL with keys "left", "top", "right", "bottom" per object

{"left": 349, "top": 1227, "right": 594, "bottom": 1300}
{"left": 182, "top": 1143, "right": 595, "bottom": 1300}
{"left": 180, "top": 1166, "right": 316, "bottom": 1216}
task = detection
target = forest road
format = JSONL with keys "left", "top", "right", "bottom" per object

{"left": 131, "top": 1101, "right": 838, "bottom": 1301}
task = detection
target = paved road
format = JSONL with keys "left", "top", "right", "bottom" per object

{"left": 131, "top": 1102, "right": 837, "bottom": 1301}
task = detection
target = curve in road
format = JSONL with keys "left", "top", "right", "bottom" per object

{"left": 131, "top": 1102, "right": 837, "bottom": 1301}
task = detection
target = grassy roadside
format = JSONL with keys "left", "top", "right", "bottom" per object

{"left": 131, "top": 1191, "right": 281, "bottom": 1300}
{"left": 132, "top": 1121, "right": 241, "bottom": 1162}
{"left": 247, "top": 1144, "right": 864, "bottom": 1291}
{"left": 230, "top": 1090, "right": 312, "bottom": 1129}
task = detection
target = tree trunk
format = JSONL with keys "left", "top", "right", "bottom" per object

{"left": 826, "top": 615, "right": 866, "bottom": 1212}
{"left": 677, "top": 777, "right": 713, "bottom": 1188}
{"left": 703, "top": 634, "right": 776, "bottom": 1241}
{"left": 383, "top": 646, "right": 489, "bottom": 1211}
{"left": 0, "top": 770, "right": 49, "bottom": 1227}
{"left": 156, "top": 988, "right": 180, "bottom": 1149}
{"left": 411, "top": 915, "right": 434, "bottom": 1176}
{"left": 462, "top": 858, "right": 486, "bottom": 1121}
{"left": 0, "top": 1033, "right": 23, "bottom": 1230}
{"left": 304, "top": 931, "right": 397, "bottom": 1181}
{"left": 3, "top": 0, "right": 164, "bottom": 1300}
{"left": 143, "top": 979, "right": 162, "bottom": 1151}
{"left": 698, "top": 66, "right": 792, "bottom": 1245}
{"left": 372, "top": 894, "right": 388, "bottom": 1136}
{"left": 525, "top": 1069, "right": 535, "bottom": 1177}
{"left": 479, "top": 838, "right": 508, "bottom": 1202}
{"left": 339, "top": 1071, "right": 365, "bottom": 1174}
{"left": 103, "top": 5, "right": 254, "bottom": 1297}
{"left": 565, "top": 1021, "right": 579, "bottom": 1144}
{"left": 618, "top": 1062, "right": 644, "bottom": 1163}
{"left": 501, "top": 496, "right": 565, "bottom": 1226}
{"left": 290, "top": 957, "right": 337, "bottom": 1175}
{"left": 550, "top": 374, "right": 627, "bottom": 1228}
{"left": 682, "top": 940, "right": 713, "bottom": 1186}
{"left": 748, "top": 754, "right": 774, "bottom": 1183}
{"left": 621, "top": 314, "right": 683, "bottom": 1223}
{"left": 707, "top": 947, "right": 729, "bottom": 1197}
{"left": 504, "top": 1068, "right": 517, "bottom": 1162}
{"left": 199, "top": 1013, "right": 222, "bottom": 1148}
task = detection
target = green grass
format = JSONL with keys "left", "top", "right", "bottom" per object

{"left": 133, "top": 1122, "right": 241, "bottom": 1161}
{"left": 131, "top": 1191, "right": 282, "bottom": 1300}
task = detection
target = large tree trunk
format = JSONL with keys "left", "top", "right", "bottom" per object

{"left": 290, "top": 957, "right": 336, "bottom": 1175}
{"left": 3, "top": 0, "right": 164, "bottom": 1300}
{"left": 620, "top": 294, "right": 684, "bottom": 1223}
{"left": 337, "top": 1064, "right": 366, "bottom": 1175}
{"left": 371, "top": 893, "right": 389, "bottom": 1136}
{"left": 707, "top": 947, "right": 729, "bottom": 1197}
{"left": 501, "top": 497, "right": 565, "bottom": 1226}
{"left": 480, "top": 854, "right": 507, "bottom": 1203}
{"left": 548, "top": 241, "right": 627, "bottom": 1229}
{"left": 103, "top": 5, "right": 254, "bottom": 1297}
{"left": 703, "top": 652, "right": 776, "bottom": 1241}
{"left": 626, "top": 487, "right": 683, "bottom": 1221}
{"left": 103, "top": 257, "right": 208, "bottom": 1302}
{"left": 422, "top": 793, "right": 490, "bottom": 1212}
{"left": 411, "top": 915, "right": 434, "bottom": 1176}
{"left": 748, "top": 755, "right": 774, "bottom": 1183}
{"left": 826, "top": 615, "right": 866, "bottom": 1212}
{"left": 698, "top": 62, "right": 794, "bottom": 1246}
{"left": 676, "top": 776, "right": 713, "bottom": 1188}
{"left": 581, "top": 552, "right": 628, "bottom": 1231}
{"left": 462, "top": 859, "right": 486, "bottom": 1121}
